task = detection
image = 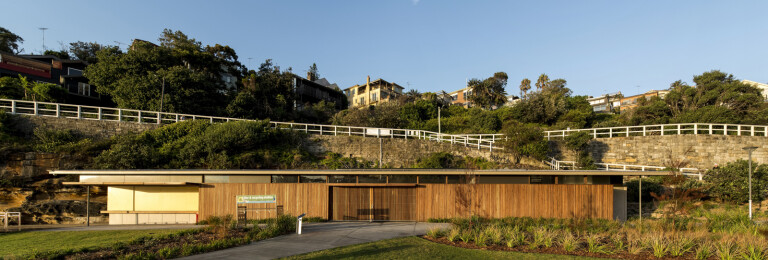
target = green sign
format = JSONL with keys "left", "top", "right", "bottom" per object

{"left": 236, "top": 195, "right": 276, "bottom": 204}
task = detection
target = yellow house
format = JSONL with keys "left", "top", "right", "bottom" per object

{"left": 344, "top": 76, "right": 404, "bottom": 108}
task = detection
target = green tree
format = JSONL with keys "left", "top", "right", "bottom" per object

{"left": 308, "top": 63, "right": 319, "bottom": 79}
{"left": 468, "top": 72, "right": 508, "bottom": 109}
{"left": 69, "top": 41, "right": 117, "bottom": 64}
{"left": 44, "top": 50, "right": 71, "bottom": 60}
{"left": 0, "top": 27, "right": 24, "bottom": 54}
{"left": 499, "top": 122, "right": 548, "bottom": 163}
{"left": 519, "top": 78, "right": 531, "bottom": 99}
{"left": 0, "top": 75, "right": 66, "bottom": 102}
{"left": 226, "top": 59, "right": 295, "bottom": 120}
{"left": 84, "top": 29, "right": 233, "bottom": 114}
{"left": 535, "top": 73, "right": 549, "bottom": 91}
{"left": 704, "top": 160, "right": 768, "bottom": 204}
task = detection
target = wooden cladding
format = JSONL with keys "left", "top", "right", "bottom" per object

{"left": 332, "top": 187, "right": 417, "bottom": 221}
{"left": 198, "top": 183, "right": 328, "bottom": 220}
{"left": 199, "top": 183, "right": 614, "bottom": 221}
{"left": 417, "top": 184, "right": 614, "bottom": 220}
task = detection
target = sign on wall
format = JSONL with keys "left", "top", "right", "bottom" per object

{"left": 236, "top": 195, "right": 276, "bottom": 204}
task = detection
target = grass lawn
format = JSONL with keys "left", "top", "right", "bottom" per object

{"left": 284, "top": 236, "right": 600, "bottom": 260}
{"left": 0, "top": 229, "right": 187, "bottom": 258}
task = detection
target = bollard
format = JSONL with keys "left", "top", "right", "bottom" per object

{"left": 297, "top": 213, "right": 306, "bottom": 235}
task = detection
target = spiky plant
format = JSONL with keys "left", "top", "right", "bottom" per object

{"left": 694, "top": 242, "right": 714, "bottom": 260}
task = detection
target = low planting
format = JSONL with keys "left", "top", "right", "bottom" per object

{"left": 424, "top": 214, "right": 768, "bottom": 259}
{"left": 16, "top": 215, "right": 296, "bottom": 259}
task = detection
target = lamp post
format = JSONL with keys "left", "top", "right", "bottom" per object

{"left": 743, "top": 146, "right": 758, "bottom": 220}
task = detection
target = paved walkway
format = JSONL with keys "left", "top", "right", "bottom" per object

{"left": 182, "top": 222, "right": 450, "bottom": 260}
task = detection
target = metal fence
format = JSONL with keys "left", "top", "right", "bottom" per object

{"left": 0, "top": 99, "right": 502, "bottom": 151}
{"left": 545, "top": 157, "right": 702, "bottom": 180}
{"left": 545, "top": 123, "right": 768, "bottom": 140}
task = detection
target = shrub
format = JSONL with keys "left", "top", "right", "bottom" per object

{"left": 626, "top": 178, "right": 664, "bottom": 203}
{"left": 715, "top": 239, "right": 738, "bottom": 260}
{"left": 485, "top": 225, "right": 504, "bottom": 245}
{"left": 559, "top": 230, "right": 579, "bottom": 252}
{"left": 458, "top": 229, "right": 473, "bottom": 243}
{"left": 446, "top": 228, "right": 460, "bottom": 242}
{"left": 648, "top": 235, "right": 668, "bottom": 258}
{"left": 586, "top": 234, "right": 610, "bottom": 254}
{"left": 705, "top": 160, "right": 768, "bottom": 204}
{"left": 695, "top": 242, "right": 714, "bottom": 260}
{"left": 668, "top": 235, "right": 695, "bottom": 257}
{"left": 426, "top": 228, "right": 444, "bottom": 239}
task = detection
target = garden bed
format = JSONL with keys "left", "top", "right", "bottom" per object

{"left": 423, "top": 214, "right": 768, "bottom": 260}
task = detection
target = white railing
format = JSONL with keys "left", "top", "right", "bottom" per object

{"left": 545, "top": 123, "right": 768, "bottom": 140}
{"left": 0, "top": 212, "right": 20, "bottom": 231}
{"left": 545, "top": 157, "right": 703, "bottom": 180}
{"left": 545, "top": 157, "right": 577, "bottom": 170}
{"left": 0, "top": 99, "right": 502, "bottom": 151}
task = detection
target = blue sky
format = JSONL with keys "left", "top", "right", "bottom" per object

{"left": 3, "top": 1, "right": 766, "bottom": 97}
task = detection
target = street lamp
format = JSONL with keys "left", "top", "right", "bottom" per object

{"left": 743, "top": 146, "right": 758, "bottom": 220}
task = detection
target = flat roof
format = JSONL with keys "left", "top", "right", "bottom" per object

{"left": 49, "top": 169, "right": 670, "bottom": 176}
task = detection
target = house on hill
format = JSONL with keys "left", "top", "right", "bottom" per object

{"left": 344, "top": 76, "right": 404, "bottom": 108}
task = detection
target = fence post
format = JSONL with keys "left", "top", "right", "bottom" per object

{"left": 609, "top": 128, "right": 613, "bottom": 138}
{"left": 677, "top": 124, "right": 681, "bottom": 135}
{"left": 334, "top": 126, "right": 337, "bottom": 136}
{"left": 724, "top": 124, "right": 728, "bottom": 136}
{"left": 98, "top": 108, "right": 102, "bottom": 120}
{"left": 694, "top": 124, "right": 697, "bottom": 135}
{"left": 77, "top": 106, "right": 82, "bottom": 119}
{"left": 709, "top": 124, "right": 713, "bottom": 135}
{"left": 320, "top": 125, "right": 323, "bottom": 135}
{"left": 626, "top": 126, "right": 630, "bottom": 137}
{"left": 56, "top": 104, "right": 60, "bottom": 117}
{"left": 751, "top": 126, "right": 755, "bottom": 136}
{"left": 305, "top": 124, "right": 308, "bottom": 133}
{"left": 593, "top": 129, "right": 597, "bottom": 138}
{"left": 175, "top": 114, "right": 179, "bottom": 123}
{"left": 157, "top": 112, "right": 161, "bottom": 124}
{"left": 118, "top": 109, "right": 122, "bottom": 122}
{"left": 10, "top": 100, "right": 16, "bottom": 114}
{"left": 660, "top": 125, "right": 664, "bottom": 136}
{"left": 33, "top": 102, "right": 38, "bottom": 116}
{"left": 738, "top": 125, "right": 741, "bottom": 136}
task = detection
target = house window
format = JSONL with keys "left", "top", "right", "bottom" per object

{"left": 77, "top": 82, "right": 91, "bottom": 96}
{"left": 67, "top": 68, "right": 83, "bottom": 76}
{"left": 359, "top": 97, "right": 365, "bottom": 105}
{"left": 372, "top": 93, "right": 377, "bottom": 102}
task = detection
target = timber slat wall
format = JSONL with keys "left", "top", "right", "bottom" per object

{"left": 198, "top": 183, "right": 328, "bottom": 220}
{"left": 200, "top": 183, "right": 614, "bottom": 221}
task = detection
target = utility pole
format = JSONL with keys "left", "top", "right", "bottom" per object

{"left": 38, "top": 27, "right": 48, "bottom": 52}
{"left": 379, "top": 138, "right": 383, "bottom": 168}
{"left": 743, "top": 146, "right": 758, "bottom": 220}
{"left": 160, "top": 77, "right": 165, "bottom": 113}
{"left": 438, "top": 106, "right": 441, "bottom": 134}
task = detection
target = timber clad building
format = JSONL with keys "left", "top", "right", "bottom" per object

{"left": 50, "top": 169, "right": 659, "bottom": 224}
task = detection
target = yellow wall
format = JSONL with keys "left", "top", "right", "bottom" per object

{"left": 107, "top": 186, "right": 199, "bottom": 212}
{"left": 108, "top": 186, "right": 135, "bottom": 211}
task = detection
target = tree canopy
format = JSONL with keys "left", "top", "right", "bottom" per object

{"left": 0, "top": 27, "right": 23, "bottom": 54}
{"left": 84, "top": 29, "right": 236, "bottom": 115}
{"left": 468, "top": 72, "right": 508, "bottom": 109}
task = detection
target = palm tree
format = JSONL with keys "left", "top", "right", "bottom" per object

{"left": 405, "top": 89, "right": 421, "bottom": 99}
{"left": 519, "top": 78, "right": 531, "bottom": 99}
{"left": 535, "top": 73, "right": 549, "bottom": 91}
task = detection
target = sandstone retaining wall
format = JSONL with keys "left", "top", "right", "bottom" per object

{"left": 554, "top": 135, "right": 768, "bottom": 170}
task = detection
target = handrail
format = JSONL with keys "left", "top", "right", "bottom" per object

{"left": 545, "top": 157, "right": 703, "bottom": 180}
{"left": 544, "top": 123, "right": 768, "bottom": 140}
{"left": 0, "top": 99, "right": 502, "bottom": 151}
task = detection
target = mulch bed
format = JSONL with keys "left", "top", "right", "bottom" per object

{"left": 64, "top": 227, "right": 249, "bottom": 259}
{"left": 420, "top": 236, "right": 698, "bottom": 260}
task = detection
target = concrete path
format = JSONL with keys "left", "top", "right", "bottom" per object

{"left": 182, "top": 222, "right": 450, "bottom": 260}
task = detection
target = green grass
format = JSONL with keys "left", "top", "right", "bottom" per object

{"left": 0, "top": 229, "right": 184, "bottom": 258}
{"left": 283, "top": 236, "right": 599, "bottom": 260}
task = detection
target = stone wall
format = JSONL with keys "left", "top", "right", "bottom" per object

{"left": 12, "top": 115, "right": 160, "bottom": 139}
{"left": 308, "top": 135, "right": 545, "bottom": 168}
{"left": 554, "top": 135, "right": 768, "bottom": 170}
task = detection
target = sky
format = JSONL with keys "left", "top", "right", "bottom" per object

{"left": 2, "top": 0, "right": 767, "bottom": 97}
